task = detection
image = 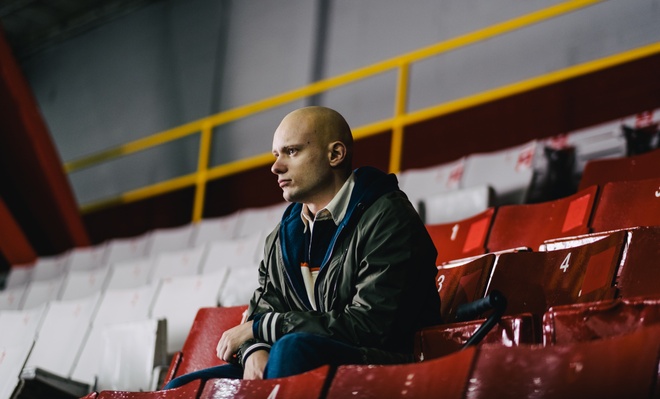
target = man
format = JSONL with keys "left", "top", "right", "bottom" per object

{"left": 164, "top": 106, "right": 440, "bottom": 387}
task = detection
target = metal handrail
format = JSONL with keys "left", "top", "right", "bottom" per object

{"left": 63, "top": 0, "right": 609, "bottom": 220}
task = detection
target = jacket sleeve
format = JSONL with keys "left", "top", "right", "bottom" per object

{"left": 248, "top": 194, "right": 440, "bottom": 350}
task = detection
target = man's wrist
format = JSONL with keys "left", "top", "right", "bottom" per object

{"left": 237, "top": 339, "right": 271, "bottom": 368}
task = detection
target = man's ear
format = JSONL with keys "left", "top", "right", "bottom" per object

{"left": 328, "top": 141, "right": 347, "bottom": 167}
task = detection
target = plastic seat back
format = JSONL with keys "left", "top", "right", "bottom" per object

{"left": 466, "top": 325, "right": 660, "bottom": 399}
{"left": 543, "top": 297, "right": 660, "bottom": 346}
{"left": 149, "top": 246, "right": 206, "bottom": 282}
{"left": 218, "top": 266, "right": 260, "bottom": 307}
{"left": 0, "top": 284, "right": 28, "bottom": 310}
{"left": 591, "top": 177, "right": 660, "bottom": 232}
{"left": 164, "top": 305, "right": 248, "bottom": 384}
{"left": 234, "top": 202, "right": 288, "bottom": 238}
{"left": 435, "top": 254, "right": 495, "bottom": 322}
{"left": 0, "top": 305, "right": 46, "bottom": 346}
{"left": 4, "top": 264, "right": 33, "bottom": 288}
{"left": 104, "top": 234, "right": 150, "bottom": 266}
{"left": 96, "top": 319, "right": 167, "bottom": 392}
{"left": 21, "top": 275, "right": 66, "bottom": 309}
{"left": 427, "top": 208, "right": 495, "bottom": 264}
{"left": 414, "top": 314, "right": 536, "bottom": 360}
{"left": 30, "top": 253, "right": 70, "bottom": 282}
{"left": 191, "top": 212, "right": 240, "bottom": 245}
{"left": 105, "top": 258, "right": 153, "bottom": 290}
{"left": 0, "top": 334, "right": 35, "bottom": 399}
{"left": 486, "top": 230, "right": 626, "bottom": 316}
{"left": 95, "top": 381, "right": 201, "bottom": 398}
{"left": 151, "top": 270, "right": 227, "bottom": 354}
{"left": 419, "top": 185, "right": 494, "bottom": 225}
{"left": 617, "top": 226, "right": 660, "bottom": 298}
{"left": 462, "top": 140, "right": 537, "bottom": 205}
{"left": 487, "top": 186, "right": 597, "bottom": 252}
{"left": 72, "top": 285, "right": 158, "bottom": 385}
{"left": 200, "top": 232, "right": 263, "bottom": 274}
{"left": 67, "top": 244, "right": 108, "bottom": 272}
{"left": 60, "top": 267, "right": 110, "bottom": 301}
{"left": 200, "top": 365, "right": 330, "bottom": 399}
{"left": 566, "top": 120, "right": 627, "bottom": 178}
{"left": 326, "top": 348, "right": 476, "bottom": 399}
{"left": 24, "top": 293, "right": 101, "bottom": 378}
{"left": 399, "top": 157, "right": 465, "bottom": 212}
{"left": 578, "top": 147, "right": 660, "bottom": 190}
{"left": 145, "top": 224, "right": 195, "bottom": 257}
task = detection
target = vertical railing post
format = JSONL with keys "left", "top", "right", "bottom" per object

{"left": 192, "top": 123, "right": 213, "bottom": 222}
{"left": 389, "top": 61, "right": 409, "bottom": 174}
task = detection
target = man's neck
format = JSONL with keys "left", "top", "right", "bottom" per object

{"left": 305, "top": 171, "right": 352, "bottom": 216}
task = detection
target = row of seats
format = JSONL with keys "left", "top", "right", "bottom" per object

{"left": 2, "top": 113, "right": 658, "bottom": 398}
{"left": 0, "top": 229, "right": 265, "bottom": 311}
{"left": 427, "top": 171, "right": 660, "bottom": 264}
{"left": 1, "top": 201, "right": 288, "bottom": 292}
{"left": 0, "top": 269, "right": 232, "bottom": 397}
{"left": 0, "top": 202, "right": 289, "bottom": 398}
{"left": 86, "top": 304, "right": 659, "bottom": 399}
{"left": 0, "top": 200, "right": 291, "bottom": 310}
{"left": 398, "top": 108, "right": 659, "bottom": 224}
{"left": 2, "top": 136, "right": 654, "bottom": 291}
{"left": 145, "top": 145, "right": 660, "bottom": 398}
{"left": 423, "top": 226, "right": 659, "bottom": 356}
{"left": 160, "top": 225, "right": 659, "bottom": 383}
{"left": 0, "top": 219, "right": 285, "bottom": 397}
{"left": 3, "top": 167, "right": 658, "bottom": 396}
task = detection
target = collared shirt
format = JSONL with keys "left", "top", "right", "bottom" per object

{"left": 299, "top": 172, "right": 355, "bottom": 310}
{"left": 301, "top": 172, "right": 356, "bottom": 233}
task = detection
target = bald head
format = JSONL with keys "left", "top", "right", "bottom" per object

{"left": 271, "top": 107, "right": 354, "bottom": 210}
{"left": 278, "top": 106, "right": 354, "bottom": 171}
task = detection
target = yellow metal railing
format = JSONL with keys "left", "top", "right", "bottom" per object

{"left": 65, "top": 0, "right": 659, "bottom": 221}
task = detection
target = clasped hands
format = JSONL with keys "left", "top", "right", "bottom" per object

{"left": 216, "top": 320, "right": 268, "bottom": 380}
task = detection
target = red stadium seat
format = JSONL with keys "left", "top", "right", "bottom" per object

{"left": 486, "top": 230, "right": 627, "bottom": 317}
{"left": 591, "top": 177, "right": 660, "bottom": 232}
{"left": 578, "top": 147, "right": 660, "bottom": 190}
{"left": 162, "top": 305, "right": 247, "bottom": 387}
{"left": 487, "top": 186, "right": 598, "bottom": 252}
{"left": 92, "top": 381, "right": 201, "bottom": 399}
{"left": 426, "top": 208, "right": 495, "bottom": 264}
{"left": 325, "top": 347, "right": 477, "bottom": 399}
{"left": 465, "top": 325, "right": 660, "bottom": 399}
{"left": 542, "top": 297, "right": 660, "bottom": 346}
{"left": 199, "top": 365, "right": 330, "bottom": 399}
{"left": 617, "top": 226, "right": 660, "bottom": 298}
{"left": 435, "top": 254, "right": 496, "bottom": 322}
{"left": 414, "top": 313, "right": 537, "bottom": 360}
{"left": 540, "top": 226, "right": 660, "bottom": 299}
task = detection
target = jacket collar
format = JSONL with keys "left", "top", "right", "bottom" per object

{"left": 277, "top": 167, "right": 401, "bottom": 308}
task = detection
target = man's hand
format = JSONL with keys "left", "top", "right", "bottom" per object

{"left": 243, "top": 350, "right": 269, "bottom": 380}
{"left": 216, "top": 320, "right": 254, "bottom": 362}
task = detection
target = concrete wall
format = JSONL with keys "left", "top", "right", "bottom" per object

{"left": 18, "top": 0, "right": 660, "bottom": 206}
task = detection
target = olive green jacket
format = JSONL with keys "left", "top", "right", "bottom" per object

{"left": 244, "top": 167, "right": 441, "bottom": 365}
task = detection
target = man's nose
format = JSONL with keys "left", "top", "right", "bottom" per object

{"left": 271, "top": 158, "right": 284, "bottom": 175}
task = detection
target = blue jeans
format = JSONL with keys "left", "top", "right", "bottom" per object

{"left": 163, "top": 332, "right": 363, "bottom": 389}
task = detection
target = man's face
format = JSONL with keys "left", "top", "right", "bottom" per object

{"left": 271, "top": 115, "right": 334, "bottom": 208}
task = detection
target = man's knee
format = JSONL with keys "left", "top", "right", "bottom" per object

{"left": 270, "top": 332, "right": 320, "bottom": 357}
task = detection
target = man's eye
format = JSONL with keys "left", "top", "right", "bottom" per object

{"left": 287, "top": 148, "right": 297, "bottom": 156}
